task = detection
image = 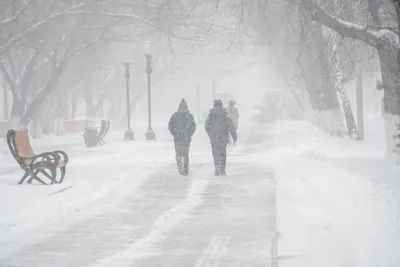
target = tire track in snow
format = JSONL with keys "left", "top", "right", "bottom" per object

{"left": 194, "top": 235, "right": 231, "bottom": 267}
{"left": 85, "top": 178, "right": 209, "bottom": 267}
{"left": 0, "top": 166, "right": 157, "bottom": 261}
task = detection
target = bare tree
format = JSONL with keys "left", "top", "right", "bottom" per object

{"left": 0, "top": 0, "right": 185, "bottom": 127}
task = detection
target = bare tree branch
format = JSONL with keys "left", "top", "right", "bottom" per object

{"left": 0, "top": 0, "right": 33, "bottom": 26}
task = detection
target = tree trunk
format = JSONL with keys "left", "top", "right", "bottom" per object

{"left": 294, "top": 23, "right": 347, "bottom": 136}
{"left": 108, "top": 96, "right": 117, "bottom": 122}
{"left": 317, "top": 108, "right": 347, "bottom": 136}
{"left": 301, "top": 60, "right": 347, "bottom": 136}
{"left": 336, "top": 84, "right": 358, "bottom": 139}
{"left": 70, "top": 97, "right": 77, "bottom": 119}
{"left": 328, "top": 32, "right": 359, "bottom": 139}
{"left": 378, "top": 47, "right": 400, "bottom": 155}
{"left": 54, "top": 94, "right": 66, "bottom": 136}
{"left": 20, "top": 66, "right": 63, "bottom": 126}
{"left": 30, "top": 113, "right": 42, "bottom": 139}
{"left": 83, "top": 87, "right": 97, "bottom": 117}
{"left": 333, "top": 62, "right": 358, "bottom": 139}
{"left": 10, "top": 96, "right": 25, "bottom": 120}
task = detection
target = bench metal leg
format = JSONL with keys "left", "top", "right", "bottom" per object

{"left": 40, "top": 168, "right": 57, "bottom": 184}
{"left": 26, "top": 169, "right": 54, "bottom": 185}
{"left": 18, "top": 172, "right": 30, "bottom": 185}
{"left": 21, "top": 167, "right": 65, "bottom": 185}
{"left": 33, "top": 175, "right": 47, "bottom": 185}
{"left": 59, "top": 166, "right": 67, "bottom": 184}
{"left": 27, "top": 170, "right": 47, "bottom": 185}
{"left": 50, "top": 169, "right": 57, "bottom": 184}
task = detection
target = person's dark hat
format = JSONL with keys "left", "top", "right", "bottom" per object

{"left": 178, "top": 99, "right": 188, "bottom": 111}
{"left": 214, "top": 99, "right": 223, "bottom": 108}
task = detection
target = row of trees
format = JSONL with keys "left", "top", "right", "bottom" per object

{"left": 0, "top": 0, "right": 199, "bottom": 128}
{"left": 227, "top": 0, "right": 399, "bottom": 155}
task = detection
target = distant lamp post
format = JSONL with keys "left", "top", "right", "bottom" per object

{"left": 144, "top": 41, "right": 156, "bottom": 141}
{"left": 124, "top": 62, "right": 134, "bottom": 141}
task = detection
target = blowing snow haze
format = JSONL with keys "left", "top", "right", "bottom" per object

{"left": 0, "top": 1, "right": 400, "bottom": 266}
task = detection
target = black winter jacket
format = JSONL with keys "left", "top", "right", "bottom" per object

{"left": 168, "top": 110, "right": 196, "bottom": 143}
{"left": 205, "top": 107, "right": 238, "bottom": 145}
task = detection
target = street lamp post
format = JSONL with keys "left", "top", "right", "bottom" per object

{"left": 124, "top": 62, "right": 134, "bottom": 141}
{"left": 197, "top": 84, "right": 200, "bottom": 122}
{"left": 212, "top": 80, "right": 216, "bottom": 102}
{"left": 144, "top": 41, "right": 156, "bottom": 141}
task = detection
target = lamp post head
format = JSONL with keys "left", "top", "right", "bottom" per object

{"left": 143, "top": 41, "right": 153, "bottom": 74}
{"left": 124, "top": 62, "right": 130, "bottom": 79}
{"left": 143, "top": 41, "right": 153, "bottom": 56}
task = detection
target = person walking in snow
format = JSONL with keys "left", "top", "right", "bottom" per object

{"left": 205, "top": 99, "right": 238, "bottom": 176}
{"left": 168, "top": 99, "right": 196, "bottom": 176}
{"left": 226, "top": 100, "right": 239, "bottom": 130}
{"left": 226, "top": 100, "right": 239, "bottom": 144}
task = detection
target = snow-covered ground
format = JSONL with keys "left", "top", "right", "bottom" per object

{"left": 0, "top": 125, "right": 175, "bottom": 251}
{"left": 247, "top": 121, "right": 400, "bottom": 266}
{"left": 0, "top": 116, "right": 399, "bottom": 266}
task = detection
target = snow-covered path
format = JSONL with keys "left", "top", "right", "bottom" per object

{"left": 1, "top": 163, "right": 276, "bottom": 267}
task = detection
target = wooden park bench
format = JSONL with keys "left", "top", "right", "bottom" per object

{"left": 83, "top": 120, "right": 110, "bottom": 147}
{"left": 6, "top": 129, "right": 69, "bottom": 185}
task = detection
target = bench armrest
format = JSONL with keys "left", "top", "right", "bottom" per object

{"left": 29, "top": 152, "right": 60, "bottom": 169}
{"left": 52, "top": 150, "right": 69, "bottom": 165}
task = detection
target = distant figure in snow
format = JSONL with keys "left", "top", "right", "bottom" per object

{"left": 226, "top": 100, "right": 239, "bottom": 144}
{"left": 168, "top": 99, "right": 196, "bottom": 176}
{"left": 205, "top": 99, "right": 238, "bottom": 176}
{"left": 226, "top": 100, "right": 239, "bottom": 130}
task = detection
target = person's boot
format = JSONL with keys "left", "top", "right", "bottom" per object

{"left": 183, "top": 166, "right": 189, "bottom": 176}
{"left": 220, "top": 167, "right": 226, "bottom": 176}
{"left": 221, "top": 159, "right": 227, "bottom": 176}
{"left": 214, "top": 163, "right": 221, "bottom": 176}
{"left": 177, "top": 162, "right": 184, "bottom": 175}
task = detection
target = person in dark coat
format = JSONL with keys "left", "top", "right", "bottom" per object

{"left": 226, "top": 100, "right": 239, "bottom": 144}
{"left": 205, "top": 99, "right": 238, "bottom": 176}
{"left": 168, "top": 99, "right": 196, "bottom": 175}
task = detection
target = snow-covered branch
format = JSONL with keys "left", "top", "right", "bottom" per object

{"left": 0, "top": 8, "right": 203, "bottom": 53}
{"left": 0, "top": 0, "right": 33, "bottom": 26}
{"left": 216, "top": 61, "right": 267, "bottom": 77}
{"left": 66, "top": 11, "right": 154, "bottom": 28}
{"left": 63, "top": 37, "right": 110, "bottom": 61}
{"left": 300, "top": 0, "right": 399, "bottom": 50}
{"left": 2, "top": 13, "right": 60, "bottom": 50}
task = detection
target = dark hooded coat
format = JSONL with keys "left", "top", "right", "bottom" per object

{"left": 168, "top": 100, "right": 196, "bottom": 143}
{"left": 205, "top": 106, "right": 237, "bottom": 145}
